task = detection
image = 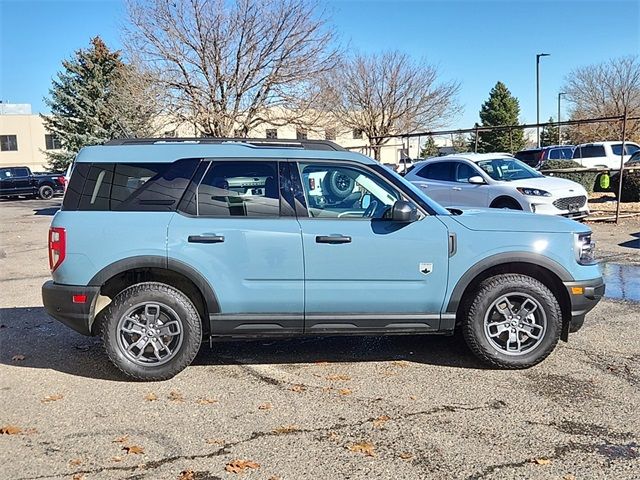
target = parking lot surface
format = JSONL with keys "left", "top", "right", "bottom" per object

{"left": 1, "top": 198, "right": 639, "bottom": 480}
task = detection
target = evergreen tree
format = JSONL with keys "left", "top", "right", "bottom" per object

{"left": 470, "top": 82, "right": 525, "bottom": 153}
{"left": 42, "top": 37, "right": 157, "bottom": 170}
{"left": 540, "top": 116, "right": 561, "bottom": 146}
{"left": 420, "top": 137, "right": 439, "bottom": 157}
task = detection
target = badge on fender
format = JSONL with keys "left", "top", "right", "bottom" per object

{"left": 419, "top": 263, "right": 433, "bottom": 275}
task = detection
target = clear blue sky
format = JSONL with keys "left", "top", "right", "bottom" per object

{"left": 1, "top": 0, "right": 638, "bottom": 129}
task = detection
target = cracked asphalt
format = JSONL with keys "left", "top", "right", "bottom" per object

{"left": 1, "top": 198, "right": 639, "bottom": 480}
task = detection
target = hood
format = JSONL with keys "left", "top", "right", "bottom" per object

{"left": 449, "top": 207, "right": 589, "bottom": 233}
{"left": 507, "top": 176, "right": 586, "bottom": 194}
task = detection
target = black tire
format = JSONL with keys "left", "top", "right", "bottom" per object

{"left": 462, "top": 274, "right": 561, "bottom": 369}
{"left": 102, "top": 282, "right": 202, "bottom": 381}
{"left": 323, "top": 171, "right": 355, "bottom": 200}
{"left": 38, "top": 184, "right": 54, "bottom": 200}
{"left": 490, "top": 197, "right": 522, "bottom": 210}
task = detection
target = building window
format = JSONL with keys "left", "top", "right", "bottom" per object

{"left": 266, "top": 129, "right": 278, "bottom": 139}
{"left": 45, "top": 134, "right": 62, "bottom": 150}
{"left": 163, "top": 130, "right": 176, "bottom": 138}
{"left": 234, "top": 128, "right": 246, "bottom": 138}
{"left": 353, "top": 129, "right": 363, "bottom": 140}
{"left": 296, "top": 129, "right": 307, "bottom": 140}
{"left": 325, "top": 128, "right": 336, "bottom": 141}
{"left": 0, "top": 135, "right": 18, "bottom": 152}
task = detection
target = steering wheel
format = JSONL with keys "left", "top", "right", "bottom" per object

{"left": 363, "top": 200, "right": 379, "bottom": 218}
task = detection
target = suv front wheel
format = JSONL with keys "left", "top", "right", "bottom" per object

{"left": 102, "top": 282, "right": 202, "bottom": 381}
{"left": 462, "top": 274, "right": 561, "bottom": 368}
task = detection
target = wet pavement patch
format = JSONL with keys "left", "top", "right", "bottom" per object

{"left": 597, "top": 442, "right": 639, "bottom": 461}
{"left": 601, "top": 263, "right": 640, "bottom": 302}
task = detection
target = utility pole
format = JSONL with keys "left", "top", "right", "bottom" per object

{"left": 536, "top": 53, "right": 550, "bottom": 148}
{"left": 557, "top": 92, "right": 566, "bottom": 144}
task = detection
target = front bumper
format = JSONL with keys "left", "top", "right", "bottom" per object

{"left": 42, "top": 281, "right": 100, "bottom": 336}
{"left": 563, "top": 277, "right": 605, "bottom": 333}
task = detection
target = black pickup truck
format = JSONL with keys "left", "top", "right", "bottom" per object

{"left": 0, "top": 166, "right": 65, "bottom": 200}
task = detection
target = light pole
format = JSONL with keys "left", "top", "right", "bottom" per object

{"left": 536, "top": 53, "right": 550, "bottom": 148}
{"left": 557, "top": 92, "right": 566, "bottom": 145}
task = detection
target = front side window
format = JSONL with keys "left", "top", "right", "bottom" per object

{"left": 298, "top": 163, "right": 400, "bottom": 219}
{"left": 0, "top": 135, "right": 18, "bottom": 151}
{"left": 477, "top": 158, "right": 543, "bottom": 181}
{"left": 12, "top": 168, "right": 29, "bottom": 177}
{"left": 455, "top": 162, "right": 477, "bottom": 183}
{"left": 196, "top": 161, "right": 280, "bottom": 217}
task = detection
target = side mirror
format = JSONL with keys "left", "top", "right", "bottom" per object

{"left": 391, "top": 200, "right": 418, "bottom": 223}
{"left": 468, "top": 175, "right": 485, "bottom": 185}
{"left": 361, "top": 193, "right": 371, "bottom": 209}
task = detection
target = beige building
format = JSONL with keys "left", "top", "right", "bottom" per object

{"left": 0, "top": 103, "right": 421, "bottom": 171}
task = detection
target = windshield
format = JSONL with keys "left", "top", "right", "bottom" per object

{"left": 476, "top": 158, "right": 543, "bottom": 181}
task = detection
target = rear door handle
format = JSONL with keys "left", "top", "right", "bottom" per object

{"left": 316, "top": 235, "right": 352, "bottom": 244}
{"left": 452, "top": 187, "right": 462, "bottom": 191}
{"left": 188, "top": 234, "right": 225, "bottom": 244}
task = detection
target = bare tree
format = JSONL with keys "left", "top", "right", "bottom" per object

{"left": 124, "top": 0, "right": 339, "bottom": 137}
{"left": 564, "top": 55, "right": 640, "bottom": 143}
{"left": 318, "top": 51, "right": 460, "bottom": 159}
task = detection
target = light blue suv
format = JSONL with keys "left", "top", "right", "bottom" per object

{"left": 42, "top": 138, "right": 604, "bottom": 380}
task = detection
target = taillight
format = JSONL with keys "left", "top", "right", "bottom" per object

{"left": 57, "top": 176, "right": 65, "bottom": 186}
{"left": 49, "top": 227, "right": 66, "bottom": 272}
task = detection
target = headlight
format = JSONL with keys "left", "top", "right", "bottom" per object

{"left": 516, "top": 187, "right": 551, "bottom": 197}
{"left": 574, "top": 232, "right": 596, "bottom": 265}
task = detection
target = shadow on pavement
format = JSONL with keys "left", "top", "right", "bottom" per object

{"left": 618, "top": 232, "right": 639, "bottom": 250}
{"left": 0, "top": 306, "right": 486, "bottom": 382}
{"left": 33, "top": 203, "right": 62, "bottom": 216}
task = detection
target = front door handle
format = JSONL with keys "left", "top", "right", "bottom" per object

{"left": 316, "top": 235, "right": 352, "bottom": 244}
{"left": 188, "top": 234, "right": 225, "bottom": 244}
{"left": 452, "top": 187, "right": 462, "bottom": 191}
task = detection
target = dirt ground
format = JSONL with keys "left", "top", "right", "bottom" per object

{"left": 1, "top": 198, "right": 639, "bottom": 480}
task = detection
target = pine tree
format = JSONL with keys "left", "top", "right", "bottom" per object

{"left": 42, "top": 37, "right": 158, "bottom": 171}
{"left": 420, "top": 137, "right": 439, "bottom": 157}
{"left": 470, "top": 82, "right": 525, "bottom": 153}
{"left": 540, "top": 116, "right": 561, "bottom": 146}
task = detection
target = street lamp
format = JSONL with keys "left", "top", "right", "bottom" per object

{"left": 557, "top": 92, "right": 566, "bottom": 145}
{"left": 536, "top": 53, "right": 550, "bottom": 148}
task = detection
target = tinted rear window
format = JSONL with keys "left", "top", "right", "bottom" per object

{"left": 416, "top": 162, "right": 454, "bottom": 181}
{"left": 62, "top": 160, "right": 199, "bottom": 211}
{"left": 514, "top": 150, "right": 541, "bottom": 165}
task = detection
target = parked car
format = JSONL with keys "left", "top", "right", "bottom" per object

{"left": 0, "top": 166, "right": 65, "bottom": 200}
{"left": 404, "top": 153, "right": 589, "bottom": 220}
{"left": 42, "top": 138, "right": 603, "bottom": 380}
{"left": 572, "top": 141, "right": 640, "bottom": 169}
{"left": 396, "top": 157, "right": 414, "bottom": 174}
{"left": 514, "top": 145, "right": 575, "bottom": 169}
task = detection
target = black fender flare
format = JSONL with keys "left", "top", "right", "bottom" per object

{"left": 445, "top": 252, "right": 572, "bottom": 314}
{"left": 88, "top": 255, "right": 220, "bottom": 314}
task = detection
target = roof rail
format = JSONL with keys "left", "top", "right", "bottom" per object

{"left": 104, "top": 137, "right": 346, "bottom": 151}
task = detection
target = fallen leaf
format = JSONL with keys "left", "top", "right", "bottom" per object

{"left": 372, "top": 415, "right": 390, "bottom": 428}
{"left": 168, "top": 390, "right": 184, "bottom": 402}
{"left": 11, "top": 354, "right": 25, "bottom": 361}
{"left": 72, "top": 474, "right": 85, "bottom": 480}
{"left": 399, "top": 452, "right": 413, "bottom": 460}
{"left": 409, "top": 395, "right": 417, "bottom": 401}
{"left": 68, "top": 458, "right": 83, "bottom": 466}
{"left": 113, "top": 435, "right": 129, "bottom": 443}
{"left": 563, "top": 475, "right": 576, "bottom": 480}
{"left": 178, "top": 469, "right": 195, "bottom": 480}
{"left": 289, "top": 384, "right": 306, "bottom": 393}
{"left": 273, "top": 425, "right": 299, "bottom": 434}
{"left": 347, "top": 441, "right": 375, "bottom": 457}
{"left": 338, "top": 388, "right": 352, "bottom": 396}
{"left": 123, "top": 445, "right": 145, "bottom": 455}
{"left": 225, "top": 459, "right": 260, "bottom": 473}
{"left": 41, "top": 394, "right": 64, "bottom": 403}
{"left": 144, "top": 392, "right": 158, "bottom": 401}
{"left": 326, "top": 374, "right": 351, "bottom": 381}
{"left": 533, "top": 458, "right": 551, "bottom": 465}
{"left": 112, "top": 456, "right": 123, "bottom": 462}
{"left": 1, "top": 425, "right": 22, "bottom": 435}
{"left": 392, "top": 360, "right": 409, "bottom": 368}
{"left": 196, "top": 397, "right": 217, "bottom": 405}
{"left": 205, "top": 438, "right": 225, "bottom": 445}
{"left": 258, "top": 403, "right": 272, "bottom": 410}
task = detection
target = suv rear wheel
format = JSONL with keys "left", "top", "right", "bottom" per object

{"left": 102, "top": 282, "right": 202, "bottom": 381}
{"left": 462, "top": 274, "right": 561, "bottom": 368}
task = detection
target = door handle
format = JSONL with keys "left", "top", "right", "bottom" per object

{"left": 316, "top": 235, "right": 352, "bottom": 244}
{"left": 188, "top": 234, "right": 225, "bottom": 244}
{"left": 452, "top": 187, "right": 462, "bottom": 191}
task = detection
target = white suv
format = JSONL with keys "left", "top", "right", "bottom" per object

{"left": 573, "top": 141, "right": 640, "bottom": 169}
{"left": 404, "top": 153, "right": 589, "bottom": 220}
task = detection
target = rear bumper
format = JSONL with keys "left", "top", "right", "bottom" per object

{"left": 563, "top": 277, "right": 605, "bottom": 333}
{"left": 41, "top": 281, "right": 100, "bottom": 336}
